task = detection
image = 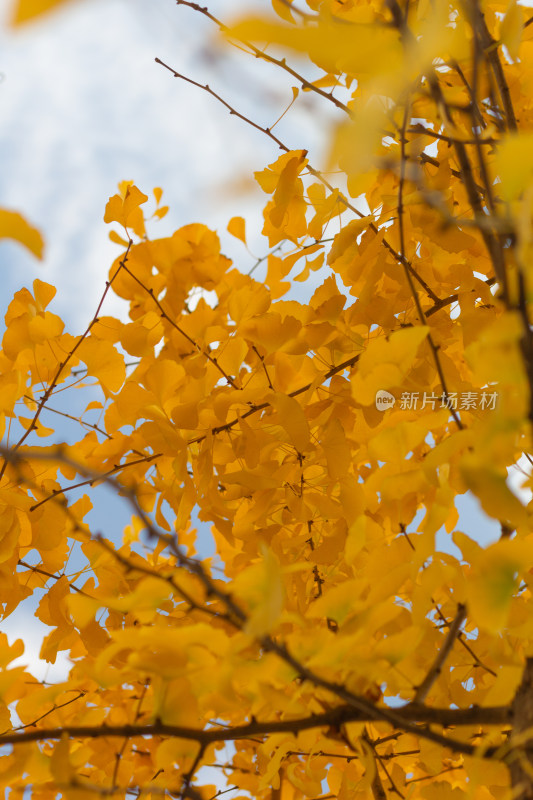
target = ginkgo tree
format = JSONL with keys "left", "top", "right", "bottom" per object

{"left": 3, "top": 0, "right": 533, "bottom": 797}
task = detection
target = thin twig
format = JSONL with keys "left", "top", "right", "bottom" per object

{"left": 175, "top": 1, "right": 345, "bottom": 111}
{"left": 119, "top": 258, "right": 240, "bottom": 389}
{"left": 22, "top": 394, "right": 112, "bottom": 440}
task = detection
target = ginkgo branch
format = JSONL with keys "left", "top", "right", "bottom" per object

{"left": 391, "top": 96, "right": 462, "bottom": 428}
{"left": 93, "top": 533, "right": 238, "bottom": 627}
{"left": 467, "top": 0, "right": 517, "bottom": 131}
{"left": 0, "top": 702, "right": 509, "bottom": 751}
{"left": 22, "top": 393, "right": 112, "bottom": 440}
{"left": 413, "top": 603, "right": 468, "bottom": 704}
{"left": 188, "top": 349, "right": 363, "bottom": 445}
{"left": 119, "top": 259, "right": 240, "bottom": 389}
{"left": 17, "top": 559, "right": 89, "bottom": 597}
{"left": 28, "top": 451, "right": 160, "bottom": 512}
{"left": 406, "top": 123, "right": 496, "bottom": 145}
{"left": 1, "top": 691, "right": 86, "bottom": 736}
{"left": 175, "top": 1, "right": 349, "bottom": 114}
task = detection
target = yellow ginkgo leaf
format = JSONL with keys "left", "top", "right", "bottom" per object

{"left": 232, "top": 546, "right": 284, "bottom": 637}
{"left": 271, "top": 392, "right": 311, "bottom": 452}
{"left": 269, "top": 152, "right": 307, "bottom": 228}
{"left": 500, "top": 0, "right": 523, "bottom": 61}
{"left": 50, "top": 735, "right": 74, "bottom": 785}
{"left": 495, "top": 133, "right": 533, "bottom": 202}
{"left": 10, "top": 0, "right": 77, "bottom": 25}
{"left": 227, "top": 216, "right": 247, "bottom": 244}
{"left": 460, "top": 454, "right": 529, "bottom": 530}
{"left": 0, "top": 209, "right": 44, "bottom": 259}
{"left": 465, "top": 539, "right": 533, "bottom": 634}
{"left": 228, "top": 16, "right": 401, "bottom": 77}
{"left": 104, "top": 183, "right": 148, "bottom": 235}
{"left": 77, "top": 338, "right": 125, "bottom": 393}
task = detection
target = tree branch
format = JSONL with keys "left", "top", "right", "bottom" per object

{"left": 0, "top": 701, "right": 510, "bottom": 749}
{"left": 413, "top": 604, "right": 467, "bottom": 704}
{"left": 175, "top": 1, "right": 347, "bottom": 112}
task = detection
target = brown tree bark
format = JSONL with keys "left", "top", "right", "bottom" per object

{"left": 510, "top": 658, "right": 533, "bottom": 799}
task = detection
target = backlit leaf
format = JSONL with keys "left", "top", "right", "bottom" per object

{"left": 0, "top": 209, "right": 44, "bottom": 259}
{"left": 10, "top": 0, "right": 76, "bottom": 25}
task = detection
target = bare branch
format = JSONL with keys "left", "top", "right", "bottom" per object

{"left": 175, "top": 1, "right": 345, "bottom": 111}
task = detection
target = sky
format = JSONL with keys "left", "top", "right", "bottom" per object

{"left": 0, "top": 0, "right": 525, "bottom": 687}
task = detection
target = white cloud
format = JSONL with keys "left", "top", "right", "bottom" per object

{"left": 1, "top": 604, "right": 71, "bottom": 683}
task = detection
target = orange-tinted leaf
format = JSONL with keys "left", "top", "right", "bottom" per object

{"left": 228, "top": 216, "right": 247, "bottom": 244}
{"left": 271, "top": 392, "right": 311, "bottom": 452}
{"left": 104, "top": 184, "right": 148, "bottom": 234}
{"left": 77, "top": 338, "right": 125, "bottom": 393}
{"left": 10, "top": 0, "right": 76, "bottom": 25}
{"left": 0, "top": 209, "right": 44, "bottom": 259}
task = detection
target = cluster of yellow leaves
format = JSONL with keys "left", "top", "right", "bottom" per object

{"left": 3, "top": 0, "right": 533, "bottom": 798}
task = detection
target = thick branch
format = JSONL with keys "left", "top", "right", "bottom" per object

{"left": 508, "top": 658, "right": 533, "bottom": 799}
{"left": 0, "top": 701, "right": 510, "bottom": 749}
